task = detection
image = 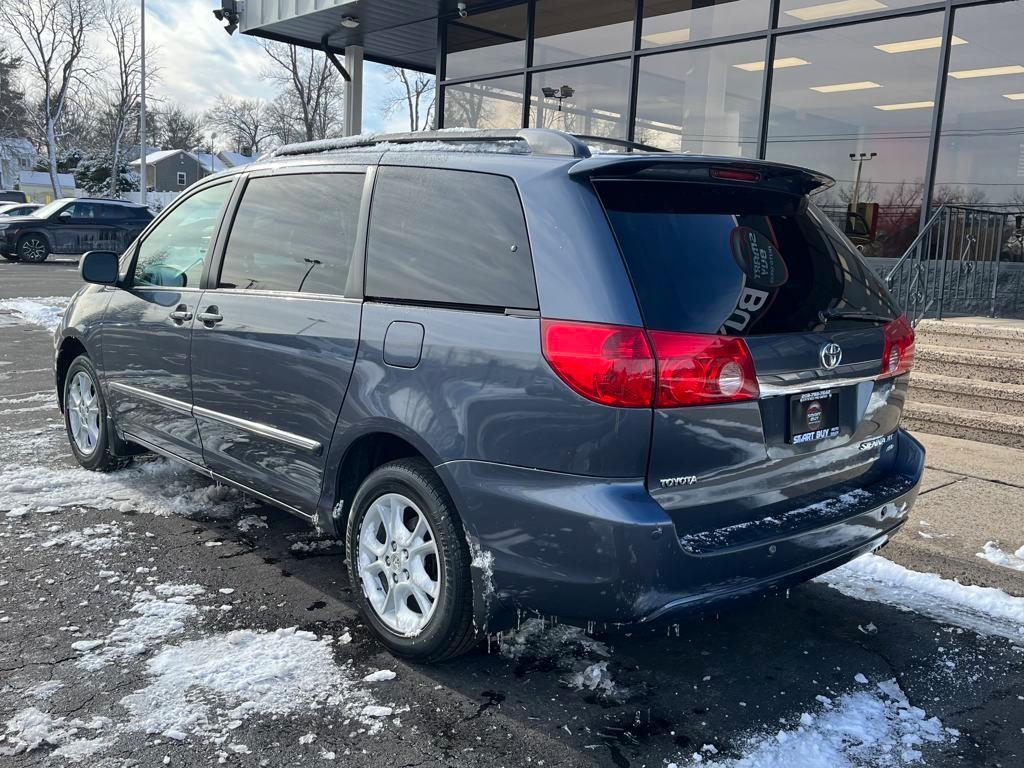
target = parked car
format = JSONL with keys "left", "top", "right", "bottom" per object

{"left": 0, "top": 202, "right": 41, "bottom": 217}
{"left": 0, "top": 190, "right": 29, "bottom": 203}
{"left": 0, "top": 198, "right": 153, "bottom": 263}
{"left": 55, "top": 129, "right": 923, "bottom": 662}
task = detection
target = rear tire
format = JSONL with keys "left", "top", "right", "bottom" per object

{"left": 345, "top": 458, "right": 478, "bottom": 663}
{"left": 63, "top": 355, "right": 129, "bottom": 472}
{"left": 18, "top": 234, "right": 49, "bottom": 263}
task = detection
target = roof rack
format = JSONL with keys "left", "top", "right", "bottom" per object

{"left": 268, "top": 128, "right": 668, "bottom": 160}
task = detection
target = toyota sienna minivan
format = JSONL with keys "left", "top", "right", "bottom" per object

{"left": 56, "top": 129, "right": 923, "bottom": 662}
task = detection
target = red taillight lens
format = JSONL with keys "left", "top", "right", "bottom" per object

{"left": 880, "top": 315, "right": 915, "bottom": 377}
{"left": 541, "top": 319, "right": 655, "bottom": 407}
{"left": 710, "top": 167, "right": 761, "bottom": 183}
{"left": 648, "top": 331, "right": 760, "bottom": 407}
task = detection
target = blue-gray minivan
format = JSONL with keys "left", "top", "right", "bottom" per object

{"left": 56, "top": 130, "right": 923, "bottom": 661}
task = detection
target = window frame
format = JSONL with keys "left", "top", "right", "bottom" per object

{"left": 363, "top": 164, "right": 539, "bottom": 313}
{"left": 205, "top": 166, "right": 372, "bottom": 302}
{"left": 176, "top": 171, "right": 187, "bottom": 186}
{"left": 122, "top": 176, "right": 240, "bottom": 292}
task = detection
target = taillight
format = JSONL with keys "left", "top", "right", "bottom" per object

{"left": 541, "top": 319, "right": 655, "bottom": 407}
{"left": 648, "top": 331, "right": 759, "bottom": 407}
{"left": 541, "top": 320, "right": 759, "bottom": 408}
{"left": 880, "top": 315, "right": 915, "bottom": 377}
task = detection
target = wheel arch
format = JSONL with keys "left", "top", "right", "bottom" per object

{"left": 17, "top": 230, "right": 53, "bottom": 252}
{"left": 55, "top": 335, "right": 89, "bottom": 412}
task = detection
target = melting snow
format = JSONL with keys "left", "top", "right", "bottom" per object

{"left": 816, "top": 554, "right": 1024, "bottom": 642}
{"left": 119, "top": 627, "right": 379, "bottom": 741}
{"left": 0, "top": 296, "right": 70, "bottom": 331}
{"left": 0, "top": 707, "right": 112, "bottom": 760}
{"left": 670, "top": 679, "right": 953, "bottom": 768}
{"left": 976, "top": 541, "right": 1024, "bottom": 573}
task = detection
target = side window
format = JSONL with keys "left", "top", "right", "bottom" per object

{"left": 132, "top": 183, "right": 232, "bottom": 289}
{"left": 217, "top": 173, "right": 363, "bottom": 295}
{"left": 365, "top": 167, "right": 537, "bottom": 309}
{"left": 176, "top": 171, "right": 187, "bottom": 187}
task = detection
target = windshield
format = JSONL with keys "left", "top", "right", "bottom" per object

{"left": 596, "top": 180, "right": 898, "bottom": 336}
{"left": 31, "top": 199, "right": 72, "bottom": 218}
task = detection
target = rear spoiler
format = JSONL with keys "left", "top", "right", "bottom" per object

{"left": 568, "top": 155, "right": 834, "bottom": 196}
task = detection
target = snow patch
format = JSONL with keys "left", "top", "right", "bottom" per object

{"left": 568, "top": 661, "right": 615, "bottom": 694}
{"left": 362, "top": 669, "right": 397, "bottom": 683}
{"left": 39, "top": 523, "right": 122, "bottom": 552}
{"left": 120, "top": 627, "right": 379, "bottom": 742}
{"left": 670, "top": 679, "right": 952, "bottom": 768}
{"left": 0, "top": 296, "right": 70, "bottom": 331}
{"left": 0, "top": 707, "right": 111, "bottom": 761}
{"left": 976, "top": 541, "right": 1024, "bottom": 573}
{"left": 815, "top": 553, "right": 1024, "bottom": 642}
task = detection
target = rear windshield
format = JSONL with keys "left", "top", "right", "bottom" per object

{"left": 596, "top": 180, "right": 898, "bottom": 336}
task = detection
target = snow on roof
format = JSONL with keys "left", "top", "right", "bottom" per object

{"left": 18, "top": 170, "right": 75, "bottom": 188}
{"left": 130, "top": 149, "right": 197, "bottom": 166}
{"left": 194, "top": 152, "right": 226, "bottom": 173}
{"left": 219, "top": 151, "right": 256, "bottom": 168}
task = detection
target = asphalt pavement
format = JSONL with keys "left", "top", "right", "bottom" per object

{"left": 1, "top": 260, "right": 1022, "bottom": 767}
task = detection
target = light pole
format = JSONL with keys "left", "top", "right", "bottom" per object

{"left": 849, "top": 151, "right": 876, "bottom": 210}
{"left": 139, "top": 0, "right": 147, "bottom": 207}
{"left": 541, "top": 84, "right": 575, "bottom": 112}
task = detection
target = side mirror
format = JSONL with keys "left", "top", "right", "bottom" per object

{"left": 80, "top": 250, "right": 120, "bottom": 286}
{"left": 59, "top": 210, "right": 73, "bottom": 219}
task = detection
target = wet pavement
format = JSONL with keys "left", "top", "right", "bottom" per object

{"left": 1, "top": 260, "right": 1022, "bottom": 767}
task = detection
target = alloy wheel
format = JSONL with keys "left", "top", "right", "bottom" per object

{"left": 67, "top": 370, "right": 101, "bottom": 455}
{"left": 357, "top": 492, "right": 440, "bottom": 636}
{"left": 20, "top": 237, "right": 47, "bottom": 262}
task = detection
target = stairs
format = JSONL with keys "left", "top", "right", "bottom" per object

{"left": 904, "top": 318, "right": 1024, "bottom": 449}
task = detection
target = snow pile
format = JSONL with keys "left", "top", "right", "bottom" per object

{"left": 289, "top": 538, "right": 342, "bottom": 554}
{"left": 0, "top": 707, "right": 112, "bottom": 761}
{"left": 816, "top": 554, "right": 1024, "bottom": 642}
{"left": 671, "top": 679, "right": 953, "bottom": 768}
{"left": 0, "top": 457, "right": 243, "bottom": 519}
{"left": 976, "top": 541, "right": 1024, "bottom": 573}
{"left": 499, "top": 617, "right": 611, "bottom": 662}
{"left": 119, "top": 627, "right": 379, "bottom": 742}
{"left": 75, "top": 584, "right": 205, "bottom": 671}
{"left": 237, "top": 514, "right": 268, "bottom": 533}
{"left": 0, "top": 296, "right": 71, "bottom": 331}
{"left": 39, "top": 523, "right": 122, "bottom": 552}
{"left": 568, "top": 661, "right": 615, "bottom": 695}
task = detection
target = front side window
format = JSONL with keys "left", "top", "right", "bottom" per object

{"left": 132, "top": 182, "right": 232, "bottom": 288}
{"left": 366, "top": 167, "right": 537, "bottom": 309}
{"left": 218, "top": 173, "right": 363, "bottom": 295}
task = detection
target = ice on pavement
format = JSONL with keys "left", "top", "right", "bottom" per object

{"left": 669, "top": 678, "right": 953, "bottom": 768}
{"left": 0, "top": 707, "right": 111, "bottom": 760}
{"left": 976, "top": 541, "right": 1024, "bottom": 572}
{"left": 816, "top": 553, "right": 1024, "bottom": 642}
{"left": 120, "top": 627, "right": 379, "bottom": 742}
{"left": 0, "top": 296, "right": 70, "bottom": 331}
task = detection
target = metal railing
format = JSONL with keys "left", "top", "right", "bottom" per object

{"left": 885, "top": 205, "right": 1024, "bottom": 325}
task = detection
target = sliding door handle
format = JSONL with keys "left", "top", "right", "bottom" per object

{"left": 168, "top": 305, "right": 193, "bottom": 324}
{"left": 197, "top": 307, "right": 223, "bottom": 326}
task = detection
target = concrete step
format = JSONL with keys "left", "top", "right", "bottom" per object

{"left": 914, "top": 345, "right": 1024, "bottom": 386}
{"left": 916, "top": 318, "right": 1024, "bottom": 356}
{"left": 909, "top": 372, "right": 1024, "bottom": 418}
{"left": 903, "top": 401, "right": 1024, "bottom": 450}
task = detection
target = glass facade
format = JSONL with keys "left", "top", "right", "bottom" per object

{"left": 439, "top": 0, "right": 1023, "bottom": 257}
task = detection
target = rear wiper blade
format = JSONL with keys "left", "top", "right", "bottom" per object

{"left": 819, "top": 309, "right": 894, "bottom": 324}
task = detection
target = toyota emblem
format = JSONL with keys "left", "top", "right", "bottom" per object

{"left": 820, "top": 342, "right": 843, "bottom": 370}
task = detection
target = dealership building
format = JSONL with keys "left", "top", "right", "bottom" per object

{"left": 235, "top": 0, "right": 1022, "bottom": 259}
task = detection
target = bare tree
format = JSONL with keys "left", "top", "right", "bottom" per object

{"left": 206, "top": 96, "right": 272, "bottom": 154}
{"left": 0, "top": 0, "right": 99, "bottom": 197}
{"left": 259, "top": 41, "right": 343, "bottom": 141}
{"left": 152, "top": 102, "right": 205, "bottom": 150}
{"left": 381, "top": 67, "right": 435, "bottom": 131}
{"left": 99, "top": 0, "right": 143, "bottom": 198}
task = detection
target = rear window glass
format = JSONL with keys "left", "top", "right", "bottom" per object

{"left": 596, "top": 180, "right": 897, "bottom": 335}
{"left": 366, "top": 166, "right": 537, "bottom": 310}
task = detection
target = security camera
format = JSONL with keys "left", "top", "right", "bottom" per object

{"left": 457, "top": 2, "right": 468, "bottom": 18}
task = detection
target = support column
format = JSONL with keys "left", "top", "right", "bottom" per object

{"left": 344, "top": 45, "right": 364, "bottom": 136}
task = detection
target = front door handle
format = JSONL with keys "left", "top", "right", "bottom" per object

{"left": 168, "top": 304, "right": 193, "bottom": 324}
{"left": 197, "top": 306, "right": 223, "bottom": 326}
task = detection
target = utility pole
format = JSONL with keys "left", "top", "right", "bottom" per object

{"left": 849, "top": 151, "right": 876, "bottom": 210}
{"left": 139, "top": 0, "right": 147, "bottom": 206}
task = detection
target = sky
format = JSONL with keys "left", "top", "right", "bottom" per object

{"left": 144, "top": 0, "right": 411, "bottom": 135}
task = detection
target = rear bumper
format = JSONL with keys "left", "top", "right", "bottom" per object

{"left": 437, "top": 429, "right": 924, "bottom": 630}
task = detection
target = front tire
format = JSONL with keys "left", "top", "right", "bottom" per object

{"left": 63, "top": 356, "right": 127, "bottom": 472}
{"left": 18, "top": 234, "right": 49, "bottom": 263}
{"left": 346, "top": 458, "right": 477, "bottom": 662}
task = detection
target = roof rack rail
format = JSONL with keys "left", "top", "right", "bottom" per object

{"left": 573, "top": 134, "right": 669, "bottom": 154}
{"left": 270, "top": 128, "right": 592, "bottom": 159}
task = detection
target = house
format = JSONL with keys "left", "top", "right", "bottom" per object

{"left": 130, "top": 149, "right": 209, "bottom": 193}
{"left": 0, "top": 138, "right": 35, "bottom": 191}
{"left": 194, "top": 150, "right": 257, "bottom": 174}
{"left": 17, "top": 170, "right": 79, "bottom": 202}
